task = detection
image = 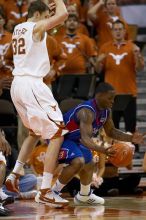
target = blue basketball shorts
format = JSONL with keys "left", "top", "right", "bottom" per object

{"left": 58, "top": 139, "right": 93, "bottom": 164}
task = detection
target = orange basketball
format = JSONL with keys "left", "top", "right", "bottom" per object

{"left": 108, "top": 142, "right": 134, "bottom": 167}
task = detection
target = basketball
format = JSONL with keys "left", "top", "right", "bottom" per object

{"left": 108, "top": 142, "right": 134, "bottom": 167}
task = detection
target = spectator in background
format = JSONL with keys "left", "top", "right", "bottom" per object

{"left": 54, "top": 13, "right": 97, "bottom": 75}
{"left": 96, "top": 20, "right": 144, "bottom": 152}
{"left": 64, "top": 0, "right": 82, "bottom": 19}
{"left": 0, "top": 9, "right": 13, "bottom": 101}
{"left": 2, "top": 0, "right": 28, "bottom": 32}
{"left": 44, "top": 34, "right": 67, "bottom": 86}
{"left": 87, "top": 0, "right": 130, "bottom": 50}
{"left": 53, "top": 4, "right": 89, "bottom": 38}
{"left": 0, "top": 78, "right": 12, "bottom": 97}
{"left": 0, "top": 80, "right": 13, "bottom": 206}
{"left": 0, "top": 129, "right": 12, "bottom": 217}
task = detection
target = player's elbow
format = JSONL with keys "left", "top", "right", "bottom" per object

{"left": 57, "top": 10, "right": 68, "bottom": 23}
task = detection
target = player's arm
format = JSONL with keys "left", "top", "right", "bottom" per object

{"left": 34, "top": 0, "right": 68, "bottom": 38}
{"left": 77, "top": 108, "right": 107, "bottom": 154}
{"left": 103, "top": 111, "right": 145, "bottom": 144}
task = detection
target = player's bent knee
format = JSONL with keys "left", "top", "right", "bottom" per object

{"left": 71, "top": 157, "right": 85, "bottom": 171}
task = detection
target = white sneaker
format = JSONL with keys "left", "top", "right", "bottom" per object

{"left": 35, "top": 188, "right": 69, "bottom": 208}
{"left": 74, "top": 192, "right": 105, "bottom": 205}
{"left": 20, "top": 190, "right": 37, "bottom": 199}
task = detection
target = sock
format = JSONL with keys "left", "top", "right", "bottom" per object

{"left": 80, "top": 183, "right": 91, "bottom": 196}
{"left": 52, "top": 179, "right": 65, "bottom": 193}
{"left": 41, "top": 172, "right": 53, "bottom": 189}
{"left": 12, "top": 160, "right": 25, "bottom": 174}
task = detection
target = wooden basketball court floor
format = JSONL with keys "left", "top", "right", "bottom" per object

{"left": 2, "top": 195, "right": 146, "bottom": 220}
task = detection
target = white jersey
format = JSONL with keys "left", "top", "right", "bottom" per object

{"left": 12, "top": 22, "right": 50, "bottom": 77}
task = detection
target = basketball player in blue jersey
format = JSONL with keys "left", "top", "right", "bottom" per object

{"left": 52, "top": 82, "right": 146, "bottom": 205}
{"left": 5, "top": 0, "right": 69, "bottom": 208}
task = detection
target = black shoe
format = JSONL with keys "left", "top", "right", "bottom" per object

{"left": 0, "top": 196, "right": 15, "bottom": 206}
{"left": 107, "top": 188, "right": 119, "bottom": 196}
{"left": 133, "top": 187, "right": 143, "bottom": 195}
{"left": 0, "top": 203, "right": 11, "bottom": 216}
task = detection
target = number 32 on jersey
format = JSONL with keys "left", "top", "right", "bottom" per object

{"left": 12, "top": 38, "right": 25, "bottom": 55}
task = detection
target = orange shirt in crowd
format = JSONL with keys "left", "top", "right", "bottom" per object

{"left": 54, "top": 22, "right": 89, "bottom": 38}
{"left": 99, "top": 40, "right": 139, "bottom": 96}
{"left": 0, "top": 0, "right": 5, "bottom": 6}
{"left": 44, "top": 34, "right": 67, "bottom": 84}
{"left": 3, "top": 0, "right": 28, "bottom": 25}
{"left": 94, "top": 9, "right": 129, "bottom": 49}
{"left": 0, "top": 30, "right": 13, "bottom": 79}
{"left": 55, "top": 33, "right": 97, "bottom": 75}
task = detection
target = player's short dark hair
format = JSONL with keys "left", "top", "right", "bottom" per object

{"left": 112, "top": 19, "right": 126, "bottom": 29}
{"left": 95, "top": 82, "right": 115, "bottom": 94}
{"left": 27, "top": 0, "right": 49, "bottom": 18}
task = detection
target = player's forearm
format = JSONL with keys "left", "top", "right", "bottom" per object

{"left": 55, "top": 0, "right": 68, "bottom": 23}
{"left": 80, "top": 137, "right": 105, "bottom": 153}
{"left": 109, "top": 128, "right": 133, "bottom": 142}
{"left": 96, "top": 167, "right": 105, "bottom": 178}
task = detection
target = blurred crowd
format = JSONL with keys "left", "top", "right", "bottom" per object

{"left": 0, "top": 0, "right": 146, "bottom": 215}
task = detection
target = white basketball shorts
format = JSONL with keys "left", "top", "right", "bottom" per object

{"left": 11, "top": 76, "right": 68, "bottom": 139}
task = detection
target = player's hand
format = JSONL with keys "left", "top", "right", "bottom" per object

{"left": 0, "top": 131, "right": 11, "bottom": 156}
{"left": 104, "top": 146, "right": 116, "bottom": 157}
{"left": 96, "top": 145, "right": 116, "bottom": 157}
{"left": 48, "top": 1, "right": 56, "bottom": 16}
{"left": 132, "top": 131, "right": 146, "bottom": 144}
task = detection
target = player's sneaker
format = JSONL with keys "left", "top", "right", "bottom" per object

{"left": 0, "top": 203, "right": 11, "bottom": 216}
{"left": 35, "top": 188, "right": 69, "bottom": 208}
{"left": 0, "top": 189, "right": 14, "bottom": 206}
{"left": 5, "top": 172, "right": 20, "bottom": 193}
{"left": 74, "top": 192, "right": 105, "bottom": 205}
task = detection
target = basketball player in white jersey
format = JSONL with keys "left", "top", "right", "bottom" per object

{"left": 5, "top": 0, "right": 69, "bottom": 207}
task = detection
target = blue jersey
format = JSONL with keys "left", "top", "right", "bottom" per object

{"left": 63, "top": 99, "right": 110, "bottom": 141}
